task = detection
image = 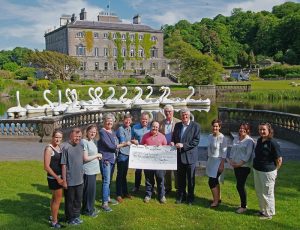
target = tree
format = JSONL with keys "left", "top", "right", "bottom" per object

{"left": 283, "top": 49, "right": 298, "bottom": 65}
{"left": 248, "top": 50, "right": 256, "bottom": 68}
{"left": 27, "top": 50, "right": 80, "bottom": 81}
{"left": 237, "top": 51, "right": 249, "bottom": 67}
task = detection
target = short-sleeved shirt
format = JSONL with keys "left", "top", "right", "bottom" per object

{"left": 116, "top": 125, "right": 132, "bottom": 156}
{"left": 61, "top": 141, "right": 84, "bottom": 186}
{"left": 141, "top": 132, "right": 167, "bottom": 146}
{"left": 82, "top": 139, "right": 100, "bottom": 175}
{"left": 253, "top": 138, "right": 281, "bottom": 172}
{"left": 132, "top": 123, "right": 150, "bottom": 144}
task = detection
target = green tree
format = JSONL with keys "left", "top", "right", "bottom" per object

{"left": 248, "top": 50, "right": 256, "bottom": 68}
{"left": 2, "top": 62, "right": 20, "bottom": 72}
{"left": 27, "top": 50, "right": 80, "bottom": 81}
{"left": 237, "top": 51, "right": 249, "bottom": 67}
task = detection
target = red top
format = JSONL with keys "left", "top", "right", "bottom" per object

{"left": 141, "top": 132, "right": 167, "bottom": 146}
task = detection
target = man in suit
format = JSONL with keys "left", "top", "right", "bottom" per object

{"left": 159, "top": 104, "right": 180, "bottom": 194}
{"left": 171, "top": 108, "right": 200, "bottom": 205}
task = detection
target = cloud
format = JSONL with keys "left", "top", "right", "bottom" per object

{"left": 0, "top": 0, "right": 104, "bottom": 50}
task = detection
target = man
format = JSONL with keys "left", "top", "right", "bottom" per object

{"left": 141, "top": 121, "right": 167, "bottom": 203}
{"left": 172, "top": 108, "right": 200, "bottom": 205}
{"left": 61, "top": 128, "right": 84, "bottom": 225}
{"left": 159, "top": 104, "right": 180, "bottom": 194}
{"left": 131, "top": 112, "right": 151, "bottom": 192}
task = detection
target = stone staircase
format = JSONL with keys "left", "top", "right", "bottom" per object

{"left": 150, "top": 75, "right": 180, "bottom": 85}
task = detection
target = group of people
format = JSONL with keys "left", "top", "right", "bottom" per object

{"left": 43, "top": 105, "right": 282, "bottom": 228}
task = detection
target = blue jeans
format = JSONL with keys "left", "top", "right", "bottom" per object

{"left": 116, "top": 154, "right": 129, "bottom": 196}
{"left": 100, "top": 160, "right": 115, "bottom": 204}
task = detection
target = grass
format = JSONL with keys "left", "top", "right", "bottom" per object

{"left": 0, "top": 161, "right": 299, "bottom": 230}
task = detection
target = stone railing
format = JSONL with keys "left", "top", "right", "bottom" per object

{"left": 218, "top": 107, "right": 300, "bottom": 145}
{"left": 0, "top": 108, "right": 141, "bottom": 142}
{"left": 216, "top": 84, "right": 251, "bottom": 96}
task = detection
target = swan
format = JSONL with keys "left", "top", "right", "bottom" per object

{"left": 53, "top": 90, "right": 68, "bottom": 115}
{"left": 25, "top": 90, "right": 55, "bottom": 114}
{"left": 104, "top": 87, "right": 131, "bottom": 108}
{"left": 160, "top": 86, "right": 187, "bottom": 106}
{"left": 7, "top": 91, "right": 27, "bottom": 118}
{"left": 65, "top": 89, "right": 85, "bottom": 114}
{"left": 131, "top": 87, "right": 146, "bottom": 108}
{"left": 118, "top": 86, "right": 132, "bottom": 107}
{"left": 81, "top": 87, "right": 105, "bottom": 111}
{"left": 185, "top": 86, "right": 211, "bottom": 106}
{"left": 142, "top": 86, "right": 160, "bottom": 107}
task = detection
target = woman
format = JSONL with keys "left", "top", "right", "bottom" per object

{"left": 206, "top": 119, "right": 227, "bottom": 208}
{"left": 228, "top": 123, "right": 255, "bottom": 214}
{"left": 141, "top": 121, "right": 167, "bottom": 204}
{"left": 44, "top": 130, "right": 64, "bottom": 228}
{"left": 81, "top": 124, "right": 102, "bottom": 217}
{"left": 116, "top": 114, "right": 133, "bottom": 203}
{"left": 253, "top": 122, "right": 282, "bottom": 220}
{"left": 97, "top": 113, "right": 131, "bottom": 212}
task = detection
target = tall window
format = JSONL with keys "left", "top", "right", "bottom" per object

{"left": 104, "top": 48, "right": 108, "bottom": 57}
{"left": 139, "top": 34, "right": 143, "bottom": 40}
{"left": 94, "top": 47, "right": 99, "bottom": 57}
{"left": 130, "top": 49, "right": 135, "bottom": 57}
{"left": 150, "top": 47, "right": 158, "bottom": 58}
{"left": 123, "top": 62, "right": 126, "bottom": 70}
{"left": 138, "top": 49, "right": 144, "bottom": 57}
{"left": 104, "top": 62, "right": 108, "bottom": 70}
{"left": 95, "top": 62, "right": 99, "bottom": 70}
{"left": 151, "top": 36, "right": 157, "bottom": 41}
{"left": 121, "top": 34, "right": 126, "bottom": 40}
{"left": 114, "top": 62, "right": 117, "bottom": 70}
{"left": 76, "top": 45, "right": 86, "bottom": 56}
{"left": 80, "top": 62, "right": 86, "bottom": 70}
{"left": 94, "top": 32, "right": 99, "bottom": 38}
{"left": 130, "top": 34, "right": 134, "bottom": 41}
{"left": 140, "top": 62, "right": 143, "bottom": 70}
{"left": 103, "top": 33, "right": 108, "bottom": 39}
{"left": 122, "top": 48, "right": 126, "bottom": 57}
{"left": 113, "top": 48, "right": 117, "bottom": 57}
{"left": 113, "top": 33, "right": 117, "bottom": 39}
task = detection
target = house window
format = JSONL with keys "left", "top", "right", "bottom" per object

{"left": 123, "top": 62, "right": 126, "bottom": 70}
{"left": 151, "top": 62, "right": 157, "bottom": 70}
{"left": 94, "top": 32, "right": 99, "bottom": 38}
{"left": 131, "top": 62, "right": 135, "bottom": 70}
{"left": 94, "top": 47, "right": 99, "bottom": 57}
{"left": 76, "top": 45, "right": 86, "bottom": 56}
{"left": 103, "top": 33, "right": 108, "bottom": 39}
{"left": 140, "top": 63, "right": 143, "bottom": 70}
{"left": 104, "top": 62, "right": 108, "bottom": 70}
{"left": 122, "top": 48, "right": 126, "bottom": 57}
{"left": 151, "top": 36, "right": 157, "bottom": 41}
{"left": 104, "top": 48, "right": 108, "bottom": 57}
{"left": 130, "top": 34, "right": 134, "bottom": 41}
{"left": 76, "top": 32, "right": 84, "bottom": 38}
{"left": 113, "top": 33, "right": 117, "bottom": 39}
{"left": 114, "top": 62, "right": 117, "bottom": 70}
{"left": 113, "top": 48, "right": 117, "bottom": 57}
{"left": 95, "top": 62, "right": 99, "bottom": 70}
{"left": 139, "top": 34, "right": 143, "bottom": 40}
{"left": 150, "top": 47, "right": 158, "bottom": 58}
{"left": 130, "top": 49, "right": 135, "bottom": 57}
{"left": 138, "top": 49, "right": 144, "bottom": 57}
{"left": 121, "top": 34, "right": 126, "bottom": 40}
{"left": 80, "top": 62, "right": 86, "bottom": 70}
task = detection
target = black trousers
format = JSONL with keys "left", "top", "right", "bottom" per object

{"left": 134, "top": 169, "right": 142, "bottom": 189}
{"left": 82, "top": 174, "right": 97, "bottom": 215}
{"left": 64, "top": 183, "right": 84, "bottom": 221}
{"left": 177, "top": 162, "right": 196, "bottom": 202}
{"left": 234, "top": 167, "right": 251, "bottom": 208}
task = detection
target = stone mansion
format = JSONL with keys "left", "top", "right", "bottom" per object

{"left": 44, "top": 8, "right": 167, "bottom": 80}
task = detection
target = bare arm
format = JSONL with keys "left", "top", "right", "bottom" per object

{"left": 61, "top": 164, "right": 67, "bottom": 189}
{"left": 276, "top": 157, "right": 283, "bottom": 170}
{"left": 43, "top": 146, "right": 63, "bottom": 185}
{"left": 83, "top": 150, "right": 102, "bottom": 162}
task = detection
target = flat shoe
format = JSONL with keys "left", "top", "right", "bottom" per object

{"left": 236, "top": 207, "right": 247, "bottom": 214}
{"left": 210, "top": 203, "right": 219, "bottom": 208}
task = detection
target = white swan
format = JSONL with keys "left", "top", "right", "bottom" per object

{"left": 81, "top": 87, "right": 105, "bottom": 111}
{"left": 160, "top": 86, "right": 187, "bottom": 106}
{"left": 186, "top": 86, "right": 211, "bottom": 106}
{"left": 7, "top": 91, "right": 27, "bottom": 118}
{"left": 131, "top": 87, "right": 146, "bottom": 108}
{"left": 53, "top": 90, "right": 68, "bottom": 115}
{"left": 25, "top": 90, "right": 55, "bottom": 114}
{"left": 119, "top": 86, "right": 132, "bottom": 107}
{"left": 142, "top": 86, "right": 160, "bottom": 108}
{"left": 104, "top": 87, "right": 131, "bottom": 108}
{"left": 94, "top": 86, "right": 104, "bottom": 106}
{"left": 65, "top": 89, "right": 85, "bottom": 114}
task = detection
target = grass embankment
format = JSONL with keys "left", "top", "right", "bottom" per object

{"left": 0, "top": 161, "right": 299, "bottom": 230}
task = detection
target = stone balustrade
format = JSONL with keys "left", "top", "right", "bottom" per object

{"left": 218, "top": 107, "right": 300, "bottom": 145}
{"left": 0, "top": 108, "right": 141, "bottom": 142}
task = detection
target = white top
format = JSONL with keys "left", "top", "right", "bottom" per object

{"left": 229, "top": 135, "right": 255, "bottom": 168}
{"left": 82, "top": 139, "right": 100, "bottom": 175}
{"left": 206, "top": 133, "right": 227, "bottom": 178}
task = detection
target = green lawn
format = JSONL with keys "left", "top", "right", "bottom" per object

{"left": 0, "top": 161, "right": 299, "bottom": 230}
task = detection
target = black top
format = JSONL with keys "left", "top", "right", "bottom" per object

{"left": 48, "top": 145, "right": 62, "bottom": 177}
{"left": 253, "top": 138, "right": 281, "bottom": 172}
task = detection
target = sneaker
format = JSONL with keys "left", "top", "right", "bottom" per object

{"left": 93, "top": 208, "right": 100, "bottom": 215}
{"left": 74, "top": 217, "right": 83, "bottom": 224}
{"left": 108, "top": 198, "right": 119, "bottom": 206}
{"left": 236, "top": 207, "right": 247, "bottom": 214}
{"left": 131, "top": 187, "right": 139, "bottom": 193}
{"left": 123, "top": 194, "right": 132, "bottom": 199}
{"left": 50, "top": 222, "right": 62, "bottom": 229}
{"left": 67, "top": 219, "right": 79, "bottom": 226}
{"left": 144, "top": 196, "right": 151, "bottom": 203}
{"left": 102, "top": 204, "right": 112, "bottom": 212}
{"left": 259, "top": 215, "right": 272, "bottom": 220}
{"left": 254, "top": 211, "right": 264, "bottom": 216}
{"left": 116, "top": 196, "right": 123, "bottom": 203}
{"left": 160, "top": 196, "right": 167, "bottom": 204}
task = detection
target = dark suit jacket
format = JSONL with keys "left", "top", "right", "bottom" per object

{"left": 172, "top": 121, "right": 201, "bottom": 165}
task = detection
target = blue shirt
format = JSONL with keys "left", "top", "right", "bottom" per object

{"left": 97, "top": 129, "right": 119, "bottom": 164}
{"left": 132, "top": 123, "right": 150, "bottom": 144}
{"left": 116, "top": 125, "right": 132, "bottom": 155}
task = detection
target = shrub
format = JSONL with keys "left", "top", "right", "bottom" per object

{"left": 2, "top": 62, "right": 20, "bottom": 72}
{"left": 26, "top": 77, "right": 35, "bottom": 86}
{"left": 36, "top": 79, "right": 50, "bottom": 90}
{"left": 81, "top": 79, "right": 96, "bottom": 85}
{"left": 260, "top": 65, "right": 300, "bottom": 79}
{"left": 52, "top": 79, "right": 67, "bottom": 90}
{"left": 70, "top": 74, "right": 80, "bottom": 82}
{"left": 0, "top": 69, "right": 14, "bottom": 79}
{"left": 15, "top": 67, "right": 36, "bottom": 80}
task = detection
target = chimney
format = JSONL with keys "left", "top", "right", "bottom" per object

{"left": 133, "top": 14, "right": 141, "bottom": 24}
{"left": 79, "top": 8, "right": 87, "bottom": 20}
{"left": 71, "top": 13, "right": 76, "bottom": 23}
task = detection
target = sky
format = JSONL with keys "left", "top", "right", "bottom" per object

{"left": 0, "top": 0, "right": 298, "bottom": 51}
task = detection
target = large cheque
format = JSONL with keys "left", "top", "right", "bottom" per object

{"left": 129, "top": 145, "right": 177, "bottom": 170}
